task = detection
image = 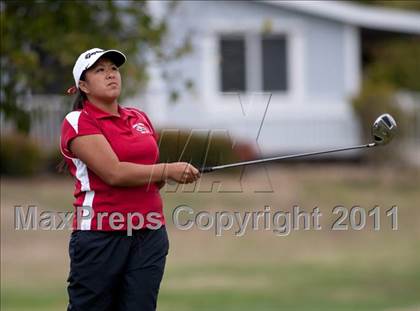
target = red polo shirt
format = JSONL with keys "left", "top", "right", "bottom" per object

{"left": 60, "top": 100, "right": 164, "bottom": 231}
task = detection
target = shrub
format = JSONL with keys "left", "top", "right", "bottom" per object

{"left": 0, "top": 134, "right": 43, "bottom": 176}
{"left": 0, "top": 131, "right": 251, "bottom": 176}
{"left": 363, "top": 38, "right": 420, "bottom": 92}
{"left": 352, "top": 82, "right": 409, "bottom": 162}
{"left": 157, "top": 130, "right": 243, "bottom": 170}
{"left": 43, "top": 147, "right": 64, "bottom": 174}
{"left": 352, "top": 82, "right": 404, "bottom": 140}
{"left": 352, "top": 37, "right": 420, "bottom": 164}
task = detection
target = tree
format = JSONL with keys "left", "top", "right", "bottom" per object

{"left": 0, "top": 0, "right": 175, "bottom": 133}
{"left": 351, "top": 0, "right": 420, "bottom": 91}
{"left": 351, "top": 1, "right": 420, "bottom": 159}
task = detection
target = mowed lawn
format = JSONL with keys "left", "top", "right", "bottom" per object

{"left": 1, "top": 164, "right": 420, "bottom": 311}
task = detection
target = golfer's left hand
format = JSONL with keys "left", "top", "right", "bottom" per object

{"left": 167, "top": 162, "right": 201, "bottom": 184}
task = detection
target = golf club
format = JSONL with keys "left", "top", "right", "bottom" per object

{"left": 199, "top": 113, "right": 397, "bottom": 173}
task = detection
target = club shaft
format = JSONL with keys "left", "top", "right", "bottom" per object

{"left": 200, "top": 143, "right": 376, "bottom": 173}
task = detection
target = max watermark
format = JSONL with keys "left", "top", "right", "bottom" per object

{"left": 14, "top": 205, "right": 163, "bottom": 236}
{"left": 172, "top": 205, "right": 399, "bottom": 236}
{"left": 14, "top": 204, "right": 398, "bottom": 237}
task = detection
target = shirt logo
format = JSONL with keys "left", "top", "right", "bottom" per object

{"left": 132, "top": 122, "right": 150, "bottom": 134}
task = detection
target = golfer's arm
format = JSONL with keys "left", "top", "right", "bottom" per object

{"left": 69, "top": 134, "right": 167, "bottom": 187}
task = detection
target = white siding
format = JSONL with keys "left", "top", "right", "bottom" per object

{"left": 129, "top": 1, "right": 363, "bottom": 155}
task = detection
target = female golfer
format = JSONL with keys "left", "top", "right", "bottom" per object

{"left": 60, "top": 48, "right": 200, "bottom": 311}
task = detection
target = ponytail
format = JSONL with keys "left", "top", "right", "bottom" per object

{"left": 72, "top": 89, "right": 86, "bottom": 111}
{"left": 71, "top": 71, "right": 87, "bottom": 111}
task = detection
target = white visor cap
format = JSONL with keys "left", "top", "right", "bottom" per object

{"left": 72, "top": 48, "right": 126, "bottom": 88}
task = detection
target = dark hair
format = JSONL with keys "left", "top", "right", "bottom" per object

{"left": 57, "top": 73, "right": 87, "bottom": 173}
{"left": 71, "top": 89, "right": 87, "bottom": 111}
{"left": 72, "top": 72, "right": 87, "bottom": 110}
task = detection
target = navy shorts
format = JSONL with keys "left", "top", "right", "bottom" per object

{"left": 66, "top": 226, "right": 169, "bottom": 311}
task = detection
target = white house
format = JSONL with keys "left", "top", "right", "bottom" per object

{"left": 127, "top": 0, "right": 420, "bottom": 156}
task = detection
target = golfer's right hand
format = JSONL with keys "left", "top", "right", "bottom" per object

{"left": 167, "top": 162, "right": 200, "bottom": 184}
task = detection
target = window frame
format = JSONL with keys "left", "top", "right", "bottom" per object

{"left": 217, "top": 32, "right": 291, "bottom": 95}
{"left": 219, "top": 34, "right": 248, "bottom": 93}
{"left": 261, "top": 33, "right": 289, "bottom": 92}
{"left": 201, "top": 19, "right": 305, "bottom": 112}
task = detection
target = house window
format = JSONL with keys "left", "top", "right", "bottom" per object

{"left": 262, "top": 35, "right": 288, "bottom": 91}
{"left": 220, "top": 36, "right": 246, "bottom": 92}
{"left": 219, "top": 34, "right": 288, "bottom": 93}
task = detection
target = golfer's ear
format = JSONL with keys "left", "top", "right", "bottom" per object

{"left": 79, "top": 81, "right": 89, "bottom": 94}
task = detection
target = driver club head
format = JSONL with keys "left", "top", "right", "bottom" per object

{"left": 372, "top": 113, "right": 397, "bottom": 145}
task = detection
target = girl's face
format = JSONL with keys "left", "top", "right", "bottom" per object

{"left": 79, "top": 57, "right": 122, "bottom": 103}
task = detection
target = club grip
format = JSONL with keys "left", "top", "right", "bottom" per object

{"left": 199, "top": 167, "right": 213, "bottom": 174}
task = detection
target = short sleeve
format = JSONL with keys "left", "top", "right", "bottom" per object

{"left": 60, "top": 110, "right": 102, "bottom": 158}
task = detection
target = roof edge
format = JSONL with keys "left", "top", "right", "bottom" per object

{"left": 260, "top": 0, "right": 420, "bottom": 34}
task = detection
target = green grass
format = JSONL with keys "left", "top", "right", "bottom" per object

{"left": 2, "top": 164, "right": 420, "bottom": 311}
{"left": 1, "top": 288, "right": 67, "bottom": 311}
{"left": 3, "top": 262, "right": 420, "bottom": 311}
